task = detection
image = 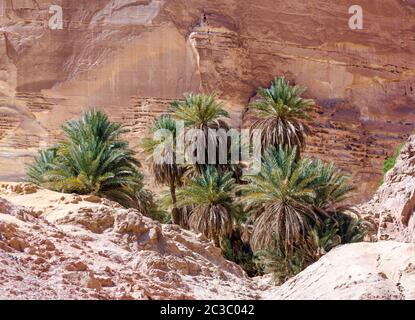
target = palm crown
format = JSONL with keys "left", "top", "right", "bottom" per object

{"left": 250, "top": 77, "right": 314, "bottom": 155}
{"left": 169, "top": 93, "right": 237, "bottom": 176}
{"left": 170, "top": 93, "right": 229, "bottom": 129}
{"left": 27, "top": 110, "right": 146, "bottom": 211}
{"left": 175, "top": 166, "right": 235, "bottom": 245}
{"left": 240, "top": 146, "right": 354, "bottom": 252}
{"left": 140, "top": 115, "right": 185, "bottom": 186}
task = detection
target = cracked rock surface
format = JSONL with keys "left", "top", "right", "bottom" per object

{"left": 0, "top": 184, "right": 263, "bottom": 300}
{"left": 1, "top": 183, "right": 415, "bottom": 300}
{"left": 361, "top": 135, "right": 415, "bottom": 242}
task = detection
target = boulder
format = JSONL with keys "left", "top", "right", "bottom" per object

{"left": 264, "top": 241, "right": 415, "bottom": 300}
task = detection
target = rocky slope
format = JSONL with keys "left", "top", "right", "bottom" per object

{"left": 1, "top": 181, "right": 415, "bottom": 300}
{"left": 1, "top": 0, "right": 415, "bottom": 201}
{"left": 361, "top": 135, "right": 415, "bottom": 242}
{"left": 0, "top": 184, "right": 264, "bottom": 299}
{"left": 264, "top": 241, "right": 415, "bottom": 300}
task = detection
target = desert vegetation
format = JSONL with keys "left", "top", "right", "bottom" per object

{"left": 383, "top": 144, "right": 403, "bottom": 177}
{"left": 377, "top": 144, "right": 404, "bottom": 188}
{"left": 26, "top": 110, "right": 154, "bottom": 216}
{"left": 249, "top": 77, "right": 314, "bottom": 158}
{"left": 27, "top": 77, "right": 372, "bottom": 282}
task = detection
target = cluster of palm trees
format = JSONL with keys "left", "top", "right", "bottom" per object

{"left": 140, "top": 77, "right": 370, "bottom": 278}
{"left": 27, "top": 77, "right": 371, "bottom": 280}
{"left": 26, "top": 110, "right": 153, "bottom": 215}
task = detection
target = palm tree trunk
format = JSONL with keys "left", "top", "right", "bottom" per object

{"left": 170, "top": 182, "right": 180, "bottom": 225}
{"left": 213, "top": 235, "right": 221, "bottom": 248}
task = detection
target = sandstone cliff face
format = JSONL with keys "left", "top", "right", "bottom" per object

{"left": 1, "top": 0, "right": 415, "bottom": 201}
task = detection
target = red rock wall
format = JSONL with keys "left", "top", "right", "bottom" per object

{"left": 0, "top": 0, "right": 414, "bottom": 202}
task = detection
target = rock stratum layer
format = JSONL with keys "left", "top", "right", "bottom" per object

{"left": 1, "top": 0, "right": 415, "bottom": 201}
{"left": 1, "top": 184, "right": 415, "bottom": 300}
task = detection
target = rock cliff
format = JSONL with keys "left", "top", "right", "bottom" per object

{"left": 361, "top": 135, "right": 415, "bottom": 242}
{"left": 1, "top": 0, "right": 414, "bottom": 201}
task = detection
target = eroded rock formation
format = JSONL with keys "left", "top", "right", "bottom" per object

{"left": 1, "top": 184, "right": 415, "bottom": 300}
{"left": 0, "top": 185, "right": 263, "bottom": 299}
{"left": 361, "top": 135, "right": 415, "bottom": 242}
{"left": 0, "top": 0, "right": 415, "bottom": 201}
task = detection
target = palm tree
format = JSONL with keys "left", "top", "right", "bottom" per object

{"left": 240, "top": 147, "right": 319, "bottom": 252}
{"left": 240, "top": 146, "right": 355, "bottom": 253}
{"left": 249, "top": 77, "right": 315, "bottom": 157}
{"left": 27, "top": 110, "right": 150, "bottom": 213}
{"left": 169, "top": 93, "right": 229, "bottom": 130}
{"left": 169, "top": 93, "right": 232, "bottom": 170}
{"left": 310, "top": 160, "right": 355, "bottom": 214}
{"left": 141, "top": 115, "right": 187, "bottom": 225}
{"left": 175, "top": 166, "right": 235, "bottom": 246}
{"left": 169, "top": 93, "right": 245, "bottom": 181}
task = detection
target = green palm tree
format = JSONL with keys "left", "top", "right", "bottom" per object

{"left": 175, "top": 166, "right": 235, "bottom": 246}
{"left": 27, "top": 110, "right": 150, "bottom": 213}
{"left": 141, "top": 115, "right": 187, "bottom": 225}
{"left": 169, "top": 93, "right": 229, "bottom": 130}
{"left": 169, "top": 93, "right": 245, "bottom": 181}
{"left": 240, "top": 147, "right": 319, "bottom": 252}
{"left": 249, "top": 77, "right": 315, "bottom": 157}
{"left": 310, "top": 160, "right": 355, "bottom": 214}
{"left": 240, "top": 146, "right": 355, "bottom": 253}
{"left": 61, "top": 110, "right": 127, "bottom": 148}
{"left": 170, "top": 93, "right": 231, "bottom": 169}
{"left": 26, "top": 147, "right": 59, "bottom": 187}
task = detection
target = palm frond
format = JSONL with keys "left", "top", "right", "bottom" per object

{"left": 240, "top": 146, "right": 354, "bottom": 252}
{"left": 26, "top": 110, "right": 151, "bottom": 213}
{"left": 175, "top": 166, "right": 235, "bottom": 245}
{"left": 249, "top": 77, "right": 314, "bottom": 156}
{"left": 170, "top": 93, "right": 229, "bottom": 128}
